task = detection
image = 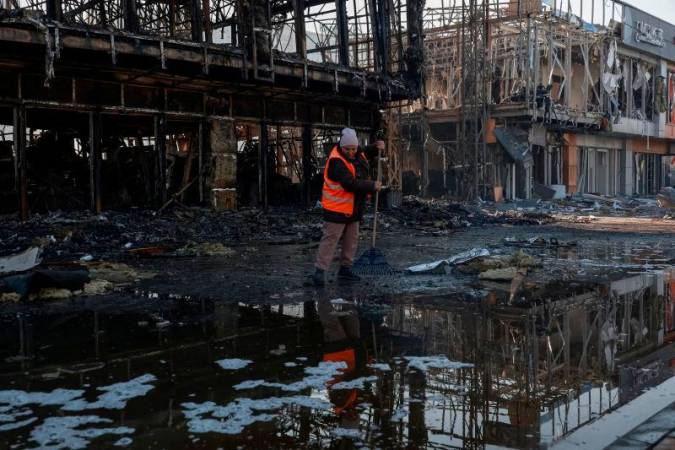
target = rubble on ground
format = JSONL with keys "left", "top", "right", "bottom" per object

{"left": 657, "top": 187, "right": 675, "bottom": 209}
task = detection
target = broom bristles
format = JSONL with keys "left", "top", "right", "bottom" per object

{"left": 352, "top": 247, "right": 397, "bottom": 276}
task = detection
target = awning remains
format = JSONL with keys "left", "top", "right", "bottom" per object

{"left": 494, "top": 128, "right": 532, "bottom": 165}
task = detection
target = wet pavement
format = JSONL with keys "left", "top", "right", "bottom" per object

{"left": 1, "top": 290, "right": 674, "bottom": 449}
{"left": 0, "top": 221, "right": 674, "bottom": 449}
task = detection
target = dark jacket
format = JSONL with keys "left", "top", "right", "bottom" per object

{"left": 323, "top": 145, "right": 378, "bottom": 223}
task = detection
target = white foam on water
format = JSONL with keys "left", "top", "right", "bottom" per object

{"left": 390, "top": 407, "right": 408, "bottom": 422}
{"left": 29, "top": 415, "right": 133, "bottom": 450}
{"left": 182, "top": 395, "right": 332, "bottom": 435}
{"left": 0, "top": 388, "right": 84, "bottom": 432}
{"left": 215, "top": 359, "right": 253, "bottom": 371}
{"left": 0, "top": 374, "right": 155, "bottom": 445}
{"left": 330, "top": 427, "right": 362, "bottom": 439}
{"left": 331, "top": 376, "right": 378, "bottom": 390}
{"left": 233, "top": 361, "right": 347, "bottom": 392}
{"left": 0, "top": 389, "right": 84, "bottom": 408}
{"left": 0, "top": 417, "right": 37, "bottom": 432}
{"left": 403, "top": 356, "right": 473, "bottom": 372}
{"left": 233, "top": 380, "right": 266, "bottom": 390}
{"left": 367, "top": 363, "right": 392, "bottom": 372}
{"left": 62, "top": 374, "right": 157, "bottom": 411}
{"left": 113, "top": 436, "right": 134, "bottom": 446}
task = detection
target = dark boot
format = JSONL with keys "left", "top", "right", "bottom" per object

{"left": 338, "top": 266, "right": 361, "bottom": 283}
{"left": 312, "top": 268, "right": 325, "bottom": 287}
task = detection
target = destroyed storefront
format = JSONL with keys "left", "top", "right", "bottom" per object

{"left": 0, "top": 0, "right": 424, "bottom": 217}
{"left": 402, "top": 0, "right": 675, "bottom": 201}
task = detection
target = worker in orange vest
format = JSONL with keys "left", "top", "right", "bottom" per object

{"left": 313, "top": 128, "right": 384, "bottom": 286}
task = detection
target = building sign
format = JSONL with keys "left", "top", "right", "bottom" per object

{"left": 622, "top": 4, "right": 675, "bottom": 62}
{"left": 635, "top": 20, "right": 665, "bottom": 47}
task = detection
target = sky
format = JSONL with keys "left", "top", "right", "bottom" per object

{"left": 423, "top": 0, "right": 675, "bottom": 26}
{"left": 610, "top": 0, "right": 675, "bottom": 25}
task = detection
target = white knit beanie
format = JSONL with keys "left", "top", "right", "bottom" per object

{"left": 339, "top": 127, "right": 358, "bottom": 148}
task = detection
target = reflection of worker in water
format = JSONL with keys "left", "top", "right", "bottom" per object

{"left": 312, "top": 128, "right": 384, "bottom": 286}
{"left": 317, "top": 299, "right": 368, "bottom": 446}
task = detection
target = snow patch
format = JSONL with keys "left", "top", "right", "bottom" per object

{"left": 216, "top": 358, "right": 252, "bottom": 371}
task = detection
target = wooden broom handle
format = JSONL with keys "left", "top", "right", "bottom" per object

{"left": 371, "top": 145, "right": 381, "bottom": 247}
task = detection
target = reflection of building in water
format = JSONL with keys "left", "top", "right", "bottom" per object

{"left": 383, "top": 271, "right": 671, "bottom": 449}
{"left": 0, "top": 272, "right": 672, "bottom": 449}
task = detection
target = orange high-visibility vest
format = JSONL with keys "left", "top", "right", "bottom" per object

{"left": 322, "top": 146, "right": 357, "bottom": 216}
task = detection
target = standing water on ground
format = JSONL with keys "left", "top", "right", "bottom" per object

{"left": 0, "top": 291, "right": 672, "bottom": 449}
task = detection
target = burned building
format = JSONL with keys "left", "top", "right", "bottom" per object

{"left": 404, "top": 0, "right": 675, "bottom": 200}
{"left": 0, "top": 0, "right": 424, "bottom": 218}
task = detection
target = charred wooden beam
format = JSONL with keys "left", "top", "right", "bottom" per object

{"left": 302, "top": 123, "right": 312, "bottom": 207}
{"left": 202, "top": 0, "right": 212, "bottom": 44}
{"left": 123, "top": 0, "right": 139, "bottom": 33}
{"left": 377, "top": 0, "right": 390, "bottom": 75}
{"left": 335, "top": 0, "right": 349, "bottom": 66}
{"left": 13, "top": 105, "right": 28, "bottom": 220}
{"left": 88, "top": 111, "right": 102, "bottom": 213}
{"left": 46, "top": 0, "right": 63, "bottom": 21}
{"left": 198, "top": 120, "right": 204, "bottom": 202}
{"left": 367, "top": 0, "right": 381, "bottom": 73}
{"left": 155, "top": 114, "right": 168, "bottom": 204}
{"left": 190, "top": 0, "right": 204, "bottom": 43}
{"left": 293, "top": 0, "right": 307, "bottom": 60}
{"left": 259, "top": 121, "right": 269, "bottom": 210}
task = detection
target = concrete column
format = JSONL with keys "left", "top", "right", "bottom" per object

{"left": 623, "top": 142, "right": 635, "bottom": 195}
{"left": 562, "top": 133, "right": 578, "bottom": 194}
{"left": 657, "top": 60, "right": 668, "bottom": 137}
{"left": 207, "top": 119, "right": 237, "bottom": 210}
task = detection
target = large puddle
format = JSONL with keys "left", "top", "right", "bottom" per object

{"left": 1, "top": 286, "right": 673, "bottom": 449}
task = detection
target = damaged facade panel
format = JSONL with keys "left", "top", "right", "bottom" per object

{"left": 0, "top": 0, "right": 425, "bottom": 216}
{"left": 403, "top": 0, "right": 675, "bottom": 200}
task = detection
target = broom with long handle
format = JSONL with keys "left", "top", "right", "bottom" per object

{"left": 352, "top": 141, "right": 396, "bottom": 276}
{"left": 371, "top": 145, "right": 381, "bottom": 247}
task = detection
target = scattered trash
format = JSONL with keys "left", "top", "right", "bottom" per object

{"left": 407, "top": 248, "right": 490, "bottom": 274}
{"left": 36, "top": 288, "right": 73, "bottom": 300}
{"left": 478, "top": 267, "right": 519, "bottom": 281}
{"left": 176, "top": 242, "right": 235, "bottom": 257}
{"left": 0, "top": 292, "right": 21, "bottom": 302}
{"left": 2, "top": 269, "right": 90, "bottom": 299}
{"left": 0, "top": 247, "right": 42, "bottom": 275}
{"left": 657, "top": 187, "right": 675, "bottom": 209}
{"left": 86, "top": 262, "right": 154, "bottom": 284}
{"left": 82, "top": 280, "right": 114, "bottom": 296}
{"left": 504, "top": 236, "right": 576, "bottom": 248}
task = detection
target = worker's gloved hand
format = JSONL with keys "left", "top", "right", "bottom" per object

{"left": 374, "top": 140, "right": 385, "bottom": 152}
{"left": 374, "top": 181, "right": 383, "bottom": 191}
